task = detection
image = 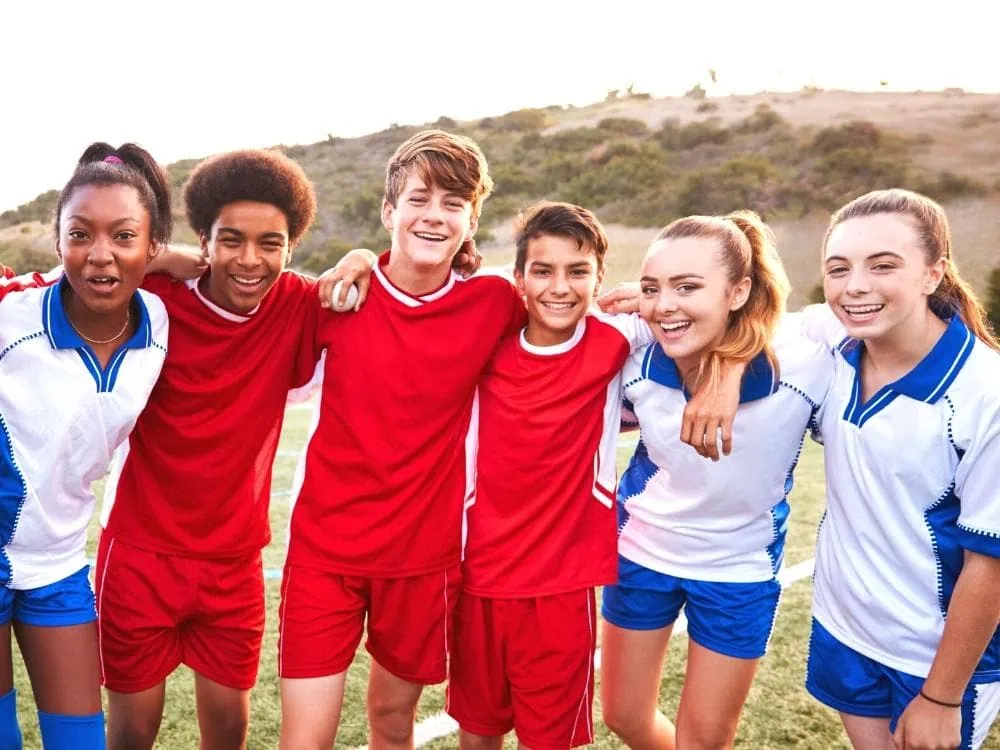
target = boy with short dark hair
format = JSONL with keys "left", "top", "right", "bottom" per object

{"left": 448, "top": 201, "right": 652, "bottom": 750}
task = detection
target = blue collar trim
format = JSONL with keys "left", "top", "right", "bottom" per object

{"left": 640, "top": 343, "right": 778, "bottom": 403}
{"left": 42, "top": 277, "right": 153, "bottom": 352}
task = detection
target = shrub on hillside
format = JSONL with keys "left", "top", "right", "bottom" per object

{"left": 808, "top": 147, "right": 911, "bottom": 208}
{"left": 479, "top": 194, "right": 523, "bottom": 224}
{"left": 597, "top": 117, "right": 649, "bottom": 137}
{"left": 299, "top": 239, "right": 353, "bottom": 275}
{"left": 987, "top": 266, "right": 1000, "bottom": 333}
{"left": 0, "top": 237, "right": 55, "bottom": 274}
{"left": 0, "top": 190, "right": 59, "bottom": 228}
{"left": 914, "top": 171, "right": 988, "bottom": 201}
{"left": 696, "top": 101, "right": 719, "bottom": 114}
{"left": 560, "top": 142, "right": 671, "bottom": 208}
{"left": 538, "top": 152, "right": 587, "bottom": 187}
{"left": 482, "top": 108, "right": 550, "bottom": 133}
{"left": 657, "top": 118, "right": 731, "bottom": 150}
{"left": 364, "top": 124, "right": 420, "bottom": 149}
{"left": 600, "top": 189, "right": 681, "bottom": 227}
{"left": 167, "top": 162, "right": 197, "bottom": 194}
{"left": 542, "top": 127, "right": 608, "bottom": 153}
{"left": 676, "top": 155, "right": 782, "bottom": 216}
{"left": 339, "top": 181, "right": 384, "bottom": 233}
{"left": 810, "top": 121, "right": 884, "bottom": 154}
{"left": 491, "top": 164, "right": 539, "bottom": 196}
{"left": 734, "top": 104, "right": 785, "bottom": 135}
{"left": 685, "top": 83, "right": 707, "bottom": 100}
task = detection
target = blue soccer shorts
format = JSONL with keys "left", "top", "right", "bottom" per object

{"left": 601, "top": 555, "right": 781, "bottom": 659}
{"left": 0, "top": 565, "right": 96, "bottom": 627}
{"left": 806, "top": 618, "right": 1000, "bottom": 749}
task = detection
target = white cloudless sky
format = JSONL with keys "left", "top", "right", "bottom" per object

{"left": 3, "top": 0, "right": 999, "bottom": 210}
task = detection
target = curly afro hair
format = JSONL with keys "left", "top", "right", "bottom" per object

{"left": 183, "top": 149, "right": 317, "bottom": 247}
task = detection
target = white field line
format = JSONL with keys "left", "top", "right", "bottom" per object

{"left": 355, "top": 557, "right": 816, "bottom": 750}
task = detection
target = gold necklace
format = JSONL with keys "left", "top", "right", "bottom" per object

{"left": 67, "top": 309, "right": 132, "bottom": 345}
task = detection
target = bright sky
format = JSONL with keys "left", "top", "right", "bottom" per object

{"left": 3, "top": 0, "right": 999, "bottom": 211}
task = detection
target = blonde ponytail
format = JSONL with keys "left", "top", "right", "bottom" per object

{"left": 655, "top": 211, "right": 790, "bottom": 391}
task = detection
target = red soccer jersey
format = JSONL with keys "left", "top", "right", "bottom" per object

{"left": 102, "top": 271, "right": 321, "bottom": 557}
{"left": 462, "top": 313, "right": 651, "bottom": 597}
{"left": 288, "top": 255, "right": 526, "bottom": 578}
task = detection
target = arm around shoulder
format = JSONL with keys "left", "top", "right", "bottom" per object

{"left": 795, "top": 303, "right": 847, "bottom": 350}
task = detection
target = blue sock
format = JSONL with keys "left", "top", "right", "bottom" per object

{"left": 0, "top": 689, "right": 22, "bottom": 749}
{"left": 37, "top": 710, "right": 104, "bottom": 750}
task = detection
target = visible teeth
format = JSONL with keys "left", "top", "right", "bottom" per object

{"left": 91, "top": 276, "right": 115, "bottom": 282}
{"left": 415, "top": 232, "right": 446, "bottom": 241}
{"left": 659, "top": 321, "right": 690, "bottom": 331}
{"left": 542, "top": 302, "right": 574, "bottom": 309}
{"left": 843, "top": 304, "right": 884, "bottom": 314}
{"left": 233, "top": 276, "right": 263, "bottom": 286}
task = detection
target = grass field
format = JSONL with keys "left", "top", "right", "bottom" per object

{"left": 8, "top": 404, "right": 1000, "bottom": 748}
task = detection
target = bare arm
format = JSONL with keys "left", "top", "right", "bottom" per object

{"left": 682, "top": 360, "right": 746, "bottom": 461}
{"left": 145, "top": 244, "right": 208, "bottom": 279}
{"left": 893, "top": 551, "right": 1000, "bottom": 750}
{"left": 316, "top": 249, "right": 378, "bottom": 310}
{"left": 596, "top": 282, "right": 640, "bottom": 315}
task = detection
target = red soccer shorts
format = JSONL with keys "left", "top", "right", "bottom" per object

{"left": 95, "top": 533, "right": 265, "bottom": 692}
{"left": 278, "top": 564, "right": 461, "bottom": 684}
{"left": 446, "top": 588, "right": 598, "bottom": 749}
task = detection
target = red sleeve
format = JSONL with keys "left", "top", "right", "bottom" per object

{"left": 502, "top": 279, "right": 528, "bottom": 337}
{"left": 0, "top": 267, "right": 60, "bottom": 303}
{"left": 140, "top": 272, "right": 178, "bottom": 297}
{"left": 290, "top": 276, "right": 325, "bottom": 389}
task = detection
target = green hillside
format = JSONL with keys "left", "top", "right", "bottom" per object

{"left": 4, "top": 89, "right": 1000, "bottom": 298}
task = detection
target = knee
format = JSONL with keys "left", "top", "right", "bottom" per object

{"left": 108, "top": 714, "right": 160, "bottom": 750}
{"left": 676, "top": 725, "right": 733, "bottom": 750}
{"left": 367, "top": 694, "right": 417, "bottom": 743}
{"left": 201, "top": 708, "right": 249, "bottom": 749}
{"left": 458, "top": 730, "right": 504, "bottom": 750}
{"left": 602, "top": 701, "right": 645, "bottom": 745}
{"left": 677, "top": 741, "right": 731, "bottom": 750}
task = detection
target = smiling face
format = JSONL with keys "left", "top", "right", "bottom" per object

{"left": 201, "top": 201, "right": 290, "bottom": 314}
{"left": 515, "top": 233, "right": 602, "bottom": 346}
{"left": 823, "top": 213, "right": 945, "bottom": 343}
{"left": 639, "top": 236, "right": 750, "bottom": 374}
{"left": 57, "top": 183, "right": 155, "bottom": 320}
{"left": 381, "top": 172, "right": 477, "bottom": 271}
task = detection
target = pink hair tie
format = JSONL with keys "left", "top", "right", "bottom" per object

{"left": 104, "top": 155, "right": 124, "bottom": 165}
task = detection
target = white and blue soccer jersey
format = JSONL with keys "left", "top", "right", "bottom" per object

{"left": 804, "top": 304, "right": 1000, "bottom": 681}
{"left": 0, "top": 275, "right": 167, "bottom": 590}
{"left": 617, "top": 322, "right": 832, "bottom": 582}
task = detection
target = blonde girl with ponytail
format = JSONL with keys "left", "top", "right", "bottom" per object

{"left": 601, "top": 211, "right": 833, "bottom": 750}
{"left": 802, "top": 189, "right": 1000, "bottom": 750}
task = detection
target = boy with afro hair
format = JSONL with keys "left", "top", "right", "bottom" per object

{"left": 94, "top": 148, "right": 375, "bottom": 750}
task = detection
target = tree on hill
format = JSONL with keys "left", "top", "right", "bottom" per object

{"left": 987, "top": 265, "right": 1000, "bottom": 333}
